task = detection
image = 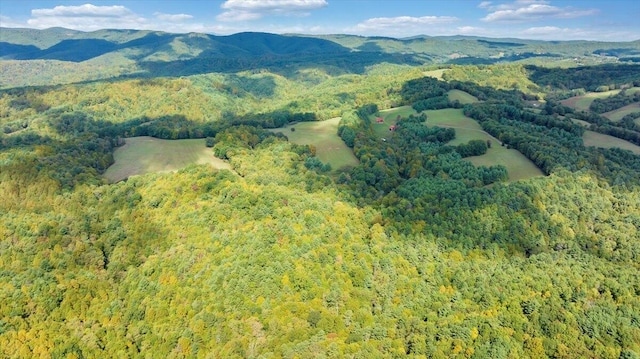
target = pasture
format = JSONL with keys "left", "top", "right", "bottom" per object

{"left": 448, "top": 89, "right": 479, "bottom": 104}
{"left": 571, "top": 118, "right": 592, "bottom": 127}
{"left": 423, "top": 108, "right": 544, "bottom": 181}
{"left": 103, "top": 137, "right": 231, "bottom": 182}
{"left": 602, "top": 103, "right": 640, "bottom": 122}
{"left": 270, "top": 118, "right": 359, "bottom": 170}
{"left": 371, "top": 106, "right": 417, "bottom": 138}
{"left": 423, "top": 69, "right": 449, "bottom": 80}
{"left": 372, "top": 107, "right": 544, "bottom": 181}
{"left": 560, "top": 89, "right": 621, "bottom": 111}
{"left": 583, "top": 131, "right": 640, "bottom": 155}
{"left": 466, "top": 146, "right": 545, "bottom": 182}
{"left": 423, "top": 108, "right": 484, "bottom": 145}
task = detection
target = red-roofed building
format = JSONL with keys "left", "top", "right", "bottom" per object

{"left": 376, "top": 117, "right": 384, "bottom": 123}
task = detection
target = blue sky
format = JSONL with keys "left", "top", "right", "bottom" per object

{"left": 0, "top": 0, "right": 638, "bottom": 41}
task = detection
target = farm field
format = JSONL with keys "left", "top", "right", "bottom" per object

{"left": 448, "top": 89, "right": 479, "bottom": 104}
{"left": 424, "top": 108, "right": 544, "bottom": 181}
{"left": 583, "top": 130, "right": 640, "bottom": 155}
{"left": 371, "top": 106, "right": 417, "bottom": 138}
{"left": 602, "top": 103, "right": 640, "bottom": 121}
{"left": 373, "top": 107, "right": 543, "bottom": 181}
{"left": 571, "top": 118, "right": 592, "bottom": 127}
{"left": 423, "top": 68, "right": 449, "bottom": 80}
{"left": 270, "top": 118, "right": 359, "bottom": 170}
{"left": 466, "top": 146, "right": 545, "bottom": 182}
{"left": 103, "top": 137, "right": 231, "bottom": 182}
{"left": 561, "top": 89, "right": 621, "bottom": 111}
{"left": 423, "top": 108, "right": 485, "bottom": 145}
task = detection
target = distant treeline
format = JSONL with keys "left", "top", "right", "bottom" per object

{"left": 140, "top": 51, "right": 422, "bottom": 77}
{"left": 589, "top": 90, "right": 640, "bottom": 114}
{"left": 526, "top": 64, "right": 640, "bottom": 91}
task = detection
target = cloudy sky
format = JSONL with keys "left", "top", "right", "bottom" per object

{"left": 0, "top": 0, "right": 638, "bottom": 41}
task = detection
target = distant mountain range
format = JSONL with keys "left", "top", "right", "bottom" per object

{"left": 1, "top": 27, "right": 639, "bottom": 88}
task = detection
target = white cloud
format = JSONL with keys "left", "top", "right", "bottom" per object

{"left": 31, "top": 4, "right": 132, "bottom": 18}
{"left": 154, "top": 13, "right": 194, "bottom": 22}
{"left": 519, "top": 26, "right": 637, "bottom": 41}
{"left": 457, "top": 26, "right": 487, "bottom": 35}
{"left": 0, "top": 15, "right": 23, "bottom": 28}
{"left": 27, "top": 4, "right": 147, "bottom": 30}
{"left": 481, "top": 0, "right": 598, "bottom": 23}
{"left": 217, "top": 0, "right": 328, "bottom": 22}
{"left": 350, "top": 16, "right": 459, "bottom": 37}
{"left": 478, "top": 2, "right": 493, "bottom": 9}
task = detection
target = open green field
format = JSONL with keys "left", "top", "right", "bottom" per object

{"left": 423, "top": 108, "right": 484, "bottom": 145}
{"left": 270, "top": 118, "right": 359, "bottom": 170}
{"left": 423, "top": 69, "right": 449, "bottom": 80}
{"left": 602, "top": 103, "right": 640, "bottom": 122}
{"left": 626, "top": 87, "right": 640, "bottom": 95}
{"left": 103, "top": 137, "right": 231, "bottom": 182}
{"left": 561, "top": 89, "right": 621, "bottom": 111}
{"left": 466, "top": 146, "right": 545, "bottom": 182}
{"left": 448, "top": 89, "right": 479, "bottom": 104}
{"left": 371, "top": 107, "right": 543, "bottom": 181}
{"left": 571, "top": 118, "right": 593, "bottom": 128}
{"left": 583, "top": 131, "right": 640, "bottom": 155}
{"left": 559, "top": 88, "right": 640, "bottom": 113}
{"left": 424, "top": 108, "right": 544, "bottom": 181}
{"left": 371, "top": 106, "right": 417, "bottom": 138}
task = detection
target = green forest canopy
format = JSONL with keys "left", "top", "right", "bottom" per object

{"left": 1, "top": 59, "right": 640, "bottom": 358}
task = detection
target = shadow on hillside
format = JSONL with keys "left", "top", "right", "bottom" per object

{"left": 138, "top": 51, "right": 423, "bottom": 78}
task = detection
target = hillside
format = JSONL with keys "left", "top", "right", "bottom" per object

{"left": 1, "top": 28, "right": 640, "bottom": 88}
{"left": 1, "top": 28, "right": 640, "bottom": 358}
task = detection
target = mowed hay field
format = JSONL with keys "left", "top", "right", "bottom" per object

{"left": 561, "top": 89, "right": 621, "bottom": 111}
{"left": 448, "top": 89, "right": 479, "bottom": 104}
{"left": 424, "top": 109, "right": 544, "bottom": 181}
{"left": 371, "top": 106, "right": 417, "bottom": 138}
{"left": 423, "top": 69, "right": 449, "bottom": 80}
{"left": 423, "top": 108, "right": 485, "bottom": 145}
{"left": 602, "top": 103, "right": 640, "bottom": 122}
{"left": 104, "top": 137, "right": 231, "bottom": 182}
{"left": 466, "top": 147, "right": 545, "bottom": 182}
{"left": 270, "top": 118, "right": 359, "bottom": 170}
{"left": 583, "top": 131, "right": 640, "bottom": 155}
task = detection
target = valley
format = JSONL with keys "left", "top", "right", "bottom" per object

{"left": 1, "top": 25, "right": 640, "bottom": 359}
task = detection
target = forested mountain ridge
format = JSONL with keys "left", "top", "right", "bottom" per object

{"left": 1, "top": 27, "right": 639, "bottom": 88}
{"left": 2, "top": 26, "right": 640, "bottom": 357}
{"left": 0, "top": 29, "right": 351, "bottom": 62}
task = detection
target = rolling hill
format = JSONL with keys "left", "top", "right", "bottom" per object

{"left": 1, "top": 27, "right": 639, "bottom": 88}
{"left": 2, "top": 26, "right": 640, "bottom": 358}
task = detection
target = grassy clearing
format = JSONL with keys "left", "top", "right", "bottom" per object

{"left": 467, "top": 146, "right": 545, "bottom": 182}
{"left": 104, "top": 137, "right": 231, "bottom": 182}
{"left": 371, "top": 107, "right": 543, "bottom": 181}
{"left": 571, "top": 118, "right": 592, "bottom": 127}
{"left": 371, "top": 106, "right": 417, "bottom": 138}
{"left": 448, "top": 89, "right": 479, "bottom": 104}
{"left": 270, "top": 118, "right": 358, "bottom": 171}
{"left": 561, "top": 89, "right": 621, "bottom": 111}
{"left": 583, "top": 131, "right": 640, "bottom": 155}
{"left": 423, "top": 108, "right": 483, "bottom": 145}
{"left": 424, "top": 108, "right": 544, "bottom": 181}
{"left": 602, "top": 103, "right": 640, "bottom": 122}
{"left": 423, "top": 69, "right": 449, "bottom": 80}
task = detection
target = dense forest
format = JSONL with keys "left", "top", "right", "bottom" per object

{"left": 1, "top": 29, "right": 640, "bottom": 358}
